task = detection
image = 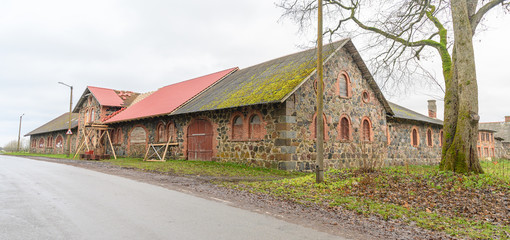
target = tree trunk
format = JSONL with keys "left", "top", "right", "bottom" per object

{"left": 440, "top": 0, "right": 483, "bottom": 173}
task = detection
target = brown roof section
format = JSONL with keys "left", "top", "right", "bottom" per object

{"left": 25, "top": 113, "right": 80, "bottom": 136}
{"left": 480, "top": 121, "right": 510, "bottom": 142}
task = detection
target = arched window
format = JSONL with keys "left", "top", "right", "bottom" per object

{"left": 112, "top": 128, "right": 122, "bottom": 144}
{"left": 167, "top": 122, "right": 176, "bottom": 142}
{"left": 411, "top": 128, "right": 419, "bottom": 147}
{"left": 47, "top": 136, "right": 53, "bottom": 148}
{"left": 361, "top": 118, "right": 372, "bottom": 142}
{"left": 339, "top": 116, "right": 351, "bottom": 141}
{"left": 156, "top": 123, "right": 166, "bottom": 142}
{"left": 249, "top": 115, "right": 262, "bottom": 139}
{"left": 55, "top": 135, "right": 64, "bottom": 149}
{"left": 439, "top": 130, "right": 444, "bottom": 147}
{"left": 38, "top": 138, "right": 44, "bottom": 148}
{"left": 232, "top": 115, "right": 243, "bottom": 140}
{"left": 337, "top": 71, "right": 351, "bottom": 98}
{"left": 90, "top": 109, "right": 95, "bottom": 123}
{"left": 312, "top": 113, "right": 327, "bottom": 139}
{"left": 427, "top": 129, "right": 433, "bottom": 147}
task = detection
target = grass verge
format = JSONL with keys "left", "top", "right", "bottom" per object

{"left": 225, "top": 165, "right": 510, "bottom": 239}
{"left": 104, "top": 158, "right": 307, "bottom": 180}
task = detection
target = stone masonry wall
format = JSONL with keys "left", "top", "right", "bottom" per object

{"left": 29, "top": 130, "right": 78, "bottom": 155}
{"left": 281, "top": 47, "right": 389, "bottom": 171}
{"left": 106, "top": 103, "right": 286, "bottom": 168}
{"left": 386, "top": 119, "right": 442, "bottom": 165}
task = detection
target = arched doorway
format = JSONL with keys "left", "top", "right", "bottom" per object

{"left": 187, "top": 119, "right": 213, "bottom": 161}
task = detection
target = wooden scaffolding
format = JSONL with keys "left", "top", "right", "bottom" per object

{"left": 143, "top": 136, "right": 178, "bottom": 162}
{"left": 74, "top": 124, "right": 117, "bottom": 160}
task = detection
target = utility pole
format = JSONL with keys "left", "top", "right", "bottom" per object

{"left": 17, "top": 113, "right": 24, "bottom": 152}
{"left": 58, "top": 82, "right": 73, "bottom": 157}
{"left": 316, "top": 0, "right": 325, "bottom": 183}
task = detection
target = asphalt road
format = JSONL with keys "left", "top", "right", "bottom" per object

{"left": 0, "top": 155, "right": 347, "bottom": 240}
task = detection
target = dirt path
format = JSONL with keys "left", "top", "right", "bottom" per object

{"left": 21, "top": 156, "right": 454, "bottom": 240}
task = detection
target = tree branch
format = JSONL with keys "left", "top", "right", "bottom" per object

{"left": 470, "top": 0, "right": 507, "bottom": 34}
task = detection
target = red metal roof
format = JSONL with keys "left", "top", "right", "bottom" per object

{"left": 105, "top": 67, "right": 238, "bottom": 123}
{"left": 88, "top": 86, "right": 124, "bottom": 107}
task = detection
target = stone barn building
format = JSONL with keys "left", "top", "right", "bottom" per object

{"left": 26, "top": 39, "right": 507, "bottom": 170}
{"left": 25, "top": 113, "right": 79, "bottom": 154}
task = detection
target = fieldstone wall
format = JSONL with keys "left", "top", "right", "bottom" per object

{"left": 281, "top": 47, "right": 389, "bottom": 171}
{"left": 386, "top": 119, "right": 442, "bottom": 165}
{"left": 106, "top": 103, "right": 285, "bottom": 167}
{"left": 29, "top": 130, "right": 78, "bottom": 155}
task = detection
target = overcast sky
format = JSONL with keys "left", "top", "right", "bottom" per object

{"left": 1, "top": 0, "right": 509, "bottom": 147}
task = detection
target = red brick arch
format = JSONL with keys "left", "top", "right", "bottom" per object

{"left": 337, "top": 114, "right": 352, "bottom": 141}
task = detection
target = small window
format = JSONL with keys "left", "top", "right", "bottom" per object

{"left": 361, "top": 90, "right": 370, "bottom": 103}
{"left": 156, "top": 123, "right": 166, "bottom": 142}
{"left": 167, "top": 122, "right": 176, "bottom": 142}
{"left": 38, "top": 138, "right": 45, "bottom": 148}
{"left": 55, "top": 135, "right": 64, "bottom": 148}
{"left": 249, "top": 115, "right": 262, "bottom": 139}
{"left": 426, "top": 129, "right": 433, "bottom": 147}
{"left": 361, "top": 118, "right": 372, "bottom": 142}
{"left": 312, "top": 113, "right": 327, "bottom": 140}
{"left": 477, "top": 147, "right": 481, "bottom": 157}
{"left": 439, "top": 130, "right": 444, "bottom": 147}
{"left": 411, "top": 128, "right": 419, "bottom": 147}
{"left": 47, "top": 136, "right": 53, "bottom": 148}
{"left": 339, "top": 117, "right": 350, "bottom": 141}
{"left": 481, "top": 132, "right": 486, "bottom": 141}
{"left": 232, "top": 116, "right": 243, "bottom": 140}
{"left": 112, "top": 128, "right": 122, "bottom": 144}
{"left": 90, "top": 109, "right": 95, "bottom": 123}
{"left": 313, "top": 79, "right": 324, "bottom": 93}
{"left": 337, "top": 71, "right": 351, "bottom": 98}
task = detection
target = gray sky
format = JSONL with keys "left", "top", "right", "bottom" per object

{"left": 1, "top": 0, "right": 509, "bottom": 147}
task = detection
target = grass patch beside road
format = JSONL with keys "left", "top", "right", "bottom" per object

{"left": 226, "top": 165, "right": 510, "bottom": 239}
{"left": 3, "top": 151, "right": 70, "bottom": 159}
{"left": 104, "top": 158, "right": 308, "bottom": 180}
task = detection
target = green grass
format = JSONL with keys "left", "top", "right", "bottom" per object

{"left": 227, "top": 166, "right": 510, "bottom": 239}
{"left": 104, "top": 158, "right": 308, "bottom": 180}
{"left": 2, "top": 151, "right": 71, "bottom": 159}
{"left": 480, "top": 158, "right": 510, "bottom": 182}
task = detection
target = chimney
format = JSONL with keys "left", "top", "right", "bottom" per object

{"left": 505, "top": 116, "right": 510, "bottom": 123}
{"left": 428, "top": 100, "right": 437, "bottom": 118}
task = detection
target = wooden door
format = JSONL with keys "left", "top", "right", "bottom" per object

{"left": 187, "top": 119, "right": 213, "bottom": 161}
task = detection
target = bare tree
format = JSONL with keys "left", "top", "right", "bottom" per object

{"left": 279, "top": 0, "right": 509, "bottom": 173}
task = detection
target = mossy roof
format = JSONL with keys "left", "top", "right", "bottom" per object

{"left": 387, "top": 102, "right": 443, "bottom": 126}
{"left": 174, "top": 39, "right": 394, "bottom": 115}
{"left": 25, "top": 113, "right": 80, "bottom": 136}
{"left": 173, "top": 40, "right": 350, "bottom": 115}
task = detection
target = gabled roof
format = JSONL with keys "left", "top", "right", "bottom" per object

{"left": 25, "top": 113, "right": 80, "bottom": 136}
{"left": 174, "top": 39, "right": 393, "bottom": 115}
{"left": 73, "top": 86, "right": 140, "bottom": 113}
{"left": 104, "top": 68, "right": 238, "bottom": 123}
{"left": 480, "top": 121, "right": 510, "bottom": 142}
{"left": 387, "top": 102, "right": 443, "bottom": 126}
